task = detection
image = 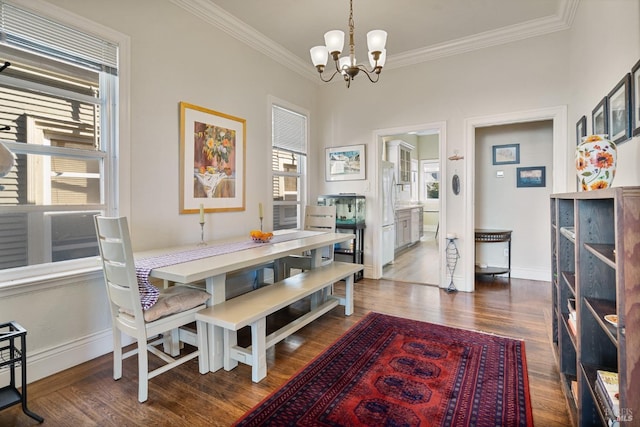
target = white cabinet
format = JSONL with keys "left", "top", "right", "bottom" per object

{"left": 386, "top": 140, "right": 414, "bottom": 184}
{"left": 395, "top": 209, "right": 411, "bottom": 249}
{"left": 395, "top": 206, "right": 423, "bottom": 252}
{"left": 410, "top": 207, "right": 421, "bottom": 243}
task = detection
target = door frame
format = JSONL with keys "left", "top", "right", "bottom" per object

{"left": 372, "top": 121, "right": 447, "bottom": 283}
{"left": 462, "top": 106, "right": 568, "bottom": 291}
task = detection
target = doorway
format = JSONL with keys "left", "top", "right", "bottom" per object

{"left": 462, "top": 106, "right": 567, "bottom": 291}
{"left": 372, "top": 122, "right": 447, "bottom": 287}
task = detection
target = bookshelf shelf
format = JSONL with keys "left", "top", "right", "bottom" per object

{"left": 550, "top": 187, "right": 640, "bottom": 426}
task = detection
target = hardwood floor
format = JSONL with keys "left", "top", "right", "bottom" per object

{"left": 1, "top": 278, "right": 570, "bottom": 426}
{"left": 382, "top": 232, "right": 440, "bottom": 285}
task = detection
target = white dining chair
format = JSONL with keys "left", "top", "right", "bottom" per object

{"left": 94, "top": 215, "right": 210, "bottom": 403}
{"left": 284, "top": 205, "right": 337, "bottom": 276}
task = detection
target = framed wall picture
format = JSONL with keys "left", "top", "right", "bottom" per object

{"left": 492, "top": 143, "right": 520, "bottom": 165}
{"left": 516, "top": 166, "right": 546, "bottom": 188}
{"left": 592, "top": 96, "right": 609, "bottom": 136}
{"left": 179, "top": 101, "right": 246, "bottom": 214}
{"left": 607, "top": 73, "right": 632, "bottom": 144}
{"left": 576, "top": 115, "right": 587, "bottom": 145}
{"left": 325, "top": 144, "right": 366, "bottom": 181}
{"left": 632, "top": 59, "right": 640, "bottom": 136}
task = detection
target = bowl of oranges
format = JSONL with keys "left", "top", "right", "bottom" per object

{"left": 250, "top": 230, "right": 273, "bottom": 243}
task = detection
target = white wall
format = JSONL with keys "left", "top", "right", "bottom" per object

{"left": 475, "top": 121, "right": 553, "bottom": 281}
{"left": 567, "top": 0, "right": 640, "bottom": 189}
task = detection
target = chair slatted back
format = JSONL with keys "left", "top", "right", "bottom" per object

{"left": 94, "top": 216, "right": 144, "bottom": 321}
{"left": 304, "top": 205, "right": 336, "bottom": 232}
{"left": 304, "top": 205, "right": 336, "bottom": 262}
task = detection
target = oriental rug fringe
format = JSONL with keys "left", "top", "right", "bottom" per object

{"left": 235, "top": 312, "right": 533, "bottom": 427}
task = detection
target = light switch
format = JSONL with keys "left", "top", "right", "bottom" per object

{"left": 496, "top": 171, "right": 504, "bottom": 178}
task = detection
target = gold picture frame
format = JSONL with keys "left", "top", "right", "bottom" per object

{"left": 179, "top": 102, "right": 246, "bottom": 214}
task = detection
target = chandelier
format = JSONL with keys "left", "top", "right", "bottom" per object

{"left": 309, "top": 0, "right": 387, "bottom": 88}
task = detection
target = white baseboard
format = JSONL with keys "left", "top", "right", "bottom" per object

{"left": 0, "top": 328, "right": 131, "bottom": 387}
{"left": 511, "top": 266, "right": 550, "bottom": 282}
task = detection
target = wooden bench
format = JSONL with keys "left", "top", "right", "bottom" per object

{"left": 195, "top": 261, "right": 363, "bottom": 382}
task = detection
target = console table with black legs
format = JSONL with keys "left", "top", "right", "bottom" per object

{"left": 0, "top": 321, "right": 44, "bottom": 423}
{"left": 474, "top": 229, "right": 511, "bottom": 278}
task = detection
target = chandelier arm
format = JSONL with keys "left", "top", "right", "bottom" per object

{"left": 318, "top": 69, "right": 341, "bottom": 83}
{"left": 356, "top": 65, "right": 381, "bottom": 84}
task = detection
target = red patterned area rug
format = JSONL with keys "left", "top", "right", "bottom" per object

{"left": 234, "top": 312, "right": 533, "bottom": 427}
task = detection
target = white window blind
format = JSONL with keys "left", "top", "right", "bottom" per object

{"left": 0, "top": 1, "right": 118, "bottom": 73}
{"left": 272, "top": 105, "right": 307, "bottom": 155}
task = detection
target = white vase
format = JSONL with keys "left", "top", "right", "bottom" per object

{"left": 575, "top": 135, "right": 617, "bottom": 191}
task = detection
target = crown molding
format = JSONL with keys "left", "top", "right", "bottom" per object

{"left": 171, "top": 0, "right": 579, "bottom": 82}
{"left": 169, "top": 0, "right": 317, "bottom": 82}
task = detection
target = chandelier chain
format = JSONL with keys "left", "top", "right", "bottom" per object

{"left": 348, "top": 0, "right": 355, "bottom": 57}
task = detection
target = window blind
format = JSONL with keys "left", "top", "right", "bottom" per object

{"left": 272, "top": 105, "right": 307, "bottom": 155}
{"left": 0, "top": 1, "right": 118, "bottom": 74}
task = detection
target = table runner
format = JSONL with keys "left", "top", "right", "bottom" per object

{"left": 135, "top": 230, "right": 321, "bottom": 310}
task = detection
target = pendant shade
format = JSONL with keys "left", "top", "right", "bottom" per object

{"left": 310, "top": 45, "right": 329, "bottom": 67}
{"left": 366, "top": 30, "right": 387, "bottom": 53}
{"left": 324, "top": 30, "right": 345, "bottom": 55}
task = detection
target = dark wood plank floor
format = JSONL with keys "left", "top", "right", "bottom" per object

{"left": 1, "top": 277, "right": 570, "bottom": 426}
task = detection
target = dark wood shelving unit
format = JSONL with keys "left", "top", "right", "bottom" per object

{"left": 550, "top": 188, "right": 640, "bottom": 426}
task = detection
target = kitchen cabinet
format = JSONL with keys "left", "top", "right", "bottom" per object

{"left": 395, "top": 209, "right": 411, "bottom": 249}
{"left": 411, "top": 207, "right": 421, "bottom": 242}
{"left": 386, "top": 140, "right": 414, "bottom": 184}
{"left": 395, "top": 206, "right": 423, "bottom": 253}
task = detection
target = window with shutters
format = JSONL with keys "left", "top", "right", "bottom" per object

{"left": 271, "top": 102, "right": 308, "bottom": 230}
{"left": 0, "top": 1, "right": 118, "bottom": 275}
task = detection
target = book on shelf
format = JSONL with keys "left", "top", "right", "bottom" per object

{"left": 567, "top": 316, "right": 577, "bottom": 336}
{"left": 567, "top": 298, "right": 576, "bottom": 320}
{"left": 595, "top": 380, "right": 620, "bottom": 426}
{"left": 596, "top": 370, "right": 620, "bottom": 417}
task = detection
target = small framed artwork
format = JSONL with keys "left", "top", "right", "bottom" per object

{"left": 179, "top": 101, "right": 246, "bottom": 214}
{"left": 492, "top": 143, "right": 520, "bottom": 165}
{"left": 592, "top": 96, "right": 609, "bottom": 136}
{"left": 517, "top": 166, "right": 546, "bottom": 188}
{"left": 632, "top": 59, "right": 640, "bottom": 136}
{"left": 607, "top": 73, "right": 632, "bottom": 144}
{"left": 325, "top": 144, "right": 366, "bottom": 181}
{"left": 576, "top": 115, "right": 587, "bottom": 145}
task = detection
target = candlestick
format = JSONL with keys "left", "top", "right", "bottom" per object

{"left": 199, "top": 203, "right": 205, "bottom": 224}
{"left": 258, "top": 202, "right": 263, "bottom": 219}
{"left": 198, "top": 221, "right": 207, "bottom": 246}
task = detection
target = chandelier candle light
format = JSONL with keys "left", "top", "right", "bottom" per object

{"left": 310, "top": 0, "right": 387, "bottom": 88}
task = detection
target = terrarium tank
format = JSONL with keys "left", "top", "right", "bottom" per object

{"left": 317, "top": 194, "right": 365, "bottom": 226}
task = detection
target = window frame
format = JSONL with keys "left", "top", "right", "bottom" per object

{"left": 269, "top": 97, "right": 309, "bottom": 230}
{"left": 0, "top": 0, "right": 130, "bottom": 286}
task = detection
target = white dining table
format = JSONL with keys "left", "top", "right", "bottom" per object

{"left": 134, "top": 230, "right": 356, "bottom": 372}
